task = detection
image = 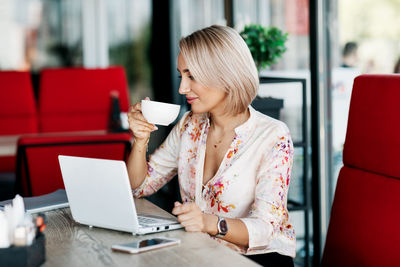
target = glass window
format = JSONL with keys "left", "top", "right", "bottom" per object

{"left": 106, "top": 0, "right": 152, "bottom": 104}
{"left": 178, "top": 0, "right": 225, "bottom": 36}
{"left": 235, "top": 0, "right": 310, "bottom": 71}
{"left": 234, "top": 0, "right": 271, "bottom": 35}
{"left": 233, "top": 1, "right": 311, "bottom": 265}
{"left": 0, "top": 0, "right": 83, "bottom": 71}
{"left": 170, "top": 0, "right": 225, "bottom": 108}
{"left": 329, "top": 0, "right": 400, "bottom": 205}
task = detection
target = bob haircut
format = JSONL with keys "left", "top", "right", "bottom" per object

{"left": 179, "top": 25, "right": 259, "bottom": 115}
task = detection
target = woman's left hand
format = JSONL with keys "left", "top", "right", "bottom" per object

{"left": 172, "top": 201, "right": 206, "bottom": 232}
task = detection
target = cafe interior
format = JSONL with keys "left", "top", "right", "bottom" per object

{"left": 0, "top": 0, "right": 399, "bottom": 266}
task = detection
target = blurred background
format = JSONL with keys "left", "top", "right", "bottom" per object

{"left": 1, "top": 0, "right": 399, "bottom": 266}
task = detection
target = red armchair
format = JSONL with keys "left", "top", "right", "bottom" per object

{"left": 321, "top": 75, "right": 400, "bottom": 266}
{"left": 0, "top": 71, "right": 38, "bottom": 172}
{"left": 38, "top": 66, "right": 130, "bottom": 132}
{"left": 15, "top": 132, "right": 132, "bottom": 197}
{"left": 12, "top": 66, "right": 134, "bottom": 197}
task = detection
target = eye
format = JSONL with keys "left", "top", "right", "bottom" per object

{"left": 188, "top": 75, "right": 195, "bottom": 81}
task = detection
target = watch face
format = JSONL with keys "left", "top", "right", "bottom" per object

{"left": 219, "top": 219, "right": 228, "bottom": 233}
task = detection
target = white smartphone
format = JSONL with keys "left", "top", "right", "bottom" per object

{"left": 111, "top": 237, "right": 180, "bottom": 254}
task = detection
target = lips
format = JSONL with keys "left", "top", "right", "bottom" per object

{"left": 186, "top": 97, "right": 198, "bottom": 104}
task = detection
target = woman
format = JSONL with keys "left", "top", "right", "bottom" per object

{"left": 127, "top": 25, "right": 295, "bottom": 266}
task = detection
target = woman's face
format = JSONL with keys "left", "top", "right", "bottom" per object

{"left": 177, "top": 53, "right": 227, "bottom": 115}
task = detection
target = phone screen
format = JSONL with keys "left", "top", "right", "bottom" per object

{"left": 123, "top": 238, "right": 174, "bottom": 249}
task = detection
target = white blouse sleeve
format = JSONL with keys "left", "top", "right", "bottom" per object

{"left": 133, "top": 112, "right": 189, "bottom": 198}
{"left": 239, "top": 129, "right": 295, "bottom": 252}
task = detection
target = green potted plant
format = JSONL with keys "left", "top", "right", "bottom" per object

{"left": 240, "top": 24, "right": 288, "bottom": 71}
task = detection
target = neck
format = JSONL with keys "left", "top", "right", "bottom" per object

{"left": 209, "top": 108, "right": 250, "bottom": 133}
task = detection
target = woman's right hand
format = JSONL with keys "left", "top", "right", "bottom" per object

{"left": 127, "top": 97, "right": 158, "bottom": 146}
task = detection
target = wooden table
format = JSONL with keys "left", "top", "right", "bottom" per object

{"left": 43, "top": 198, "right": 259, "bottom": 267}
{"left": 0, "top": 131, "right": 114, "bottom": 157}
{"left": 0, "top": 135, "right": 19, "bottom": 156}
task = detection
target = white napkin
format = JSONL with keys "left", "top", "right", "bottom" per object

{"left": 0, "top": 211, "right": 10, "bottom": 248}
{"left": 3, "top": 204, "right": 14, "bottom": 244}
{"left": 12, "top": 195, "right": 25, "bottom": 226}
{"left": 2, "top": 195, "right": 26, "bottom": 247}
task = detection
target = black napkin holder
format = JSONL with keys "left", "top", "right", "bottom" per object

{"left": 0, "top": 233, "right": 45, "bottom": 267}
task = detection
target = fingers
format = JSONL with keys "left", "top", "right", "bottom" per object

{"left": 128, "top": 104, "right": 145, "bottom": 121}
{"left": 179, "top": 215, "right": 204, "bottom": 232}
{"left": 172, "top": 202, "right": 195, "bottom": 215}
{"left": 131, "top": 97, "right": 150, "bottom": 112}
{"left": 171, "top": 201, "right": 181, "bottom": 215}
{"left": 132, "top": 130, "right": 150, "bottom": 140}
{"left": 176, "top": 211, "right": 196, "bottom": 222}
{"left": 130, "top": 119, "right": 157, "bottom": 132}
{"left": 128, "top": 119, "right": 156, "bottom": 140}
{"left": 184, "top": 225, "right": 203, "bottom": 232}
{"left": 129, "top": 97, "right": 149, "bottom": 118}
{"left": 127, "top": 99, "right": 158, "bottom": 140}
{"left": 171, "top": 202, "right": 204, "bottom": 232}
{"left": 131, "top": 101, "right": 142, "bottom": 113}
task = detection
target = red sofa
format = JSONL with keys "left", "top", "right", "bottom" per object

{"left": 0, "top": 67, "right": 133, "bottom": 197}
{"left": 38, "top": 66, "right": 130, "bottom": 132}
{"left": 16, "top": 133, "right": 131, "bottom": 196}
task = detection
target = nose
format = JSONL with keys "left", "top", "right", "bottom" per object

{"left": 178, "top": 78, "right": 190, "bottom": 95}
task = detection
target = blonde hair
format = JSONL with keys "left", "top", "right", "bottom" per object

{"left": 179, "top": 25, "right": 259, "bottom": 115}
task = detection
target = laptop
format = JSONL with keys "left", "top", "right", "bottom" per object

{"left": 58, "top": 155, "right": 183, "bottom": 235}
{"left": 0, "top": 189, "right": 69, "bottom": 214}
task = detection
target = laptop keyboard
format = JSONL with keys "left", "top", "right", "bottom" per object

{"left": 138, "top": 215, "right": 175, "bottom": 227}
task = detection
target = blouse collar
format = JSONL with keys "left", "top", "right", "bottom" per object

{"left": 200, "top": 105, "right": 257, "bottom": 139}
{"left": 234, "top": 106, "right": 257, "bottom": 136}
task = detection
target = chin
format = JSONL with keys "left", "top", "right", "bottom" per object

{"left": 190, "top": 104, "right": 209, "bottom": 114}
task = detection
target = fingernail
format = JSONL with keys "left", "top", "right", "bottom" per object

{"left": 154, "top": 126, "right": 158, "bottom": 130}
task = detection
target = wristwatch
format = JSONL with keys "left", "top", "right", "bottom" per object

{"left": 216, "top": 216, "right": 228, "bottom": 238}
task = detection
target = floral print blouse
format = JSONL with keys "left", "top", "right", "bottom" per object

{"left": 133, "top": 106, "right": 296, "bottom": 257}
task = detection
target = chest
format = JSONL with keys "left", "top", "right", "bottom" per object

{"left": 203, "top": 131, "right": 236, "bottom": 183}
{"left": 203, "top": 144, "right": 227, "bottom": 181}
{"left": 177, "top": 124, "right": 265, "bottom": 209}
{"left": 200, "top": 151, "right": 259, "bottom": 215}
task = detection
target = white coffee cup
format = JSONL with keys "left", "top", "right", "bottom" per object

{"left": 141, "top": 100, "right": 181, "bottom": 126}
